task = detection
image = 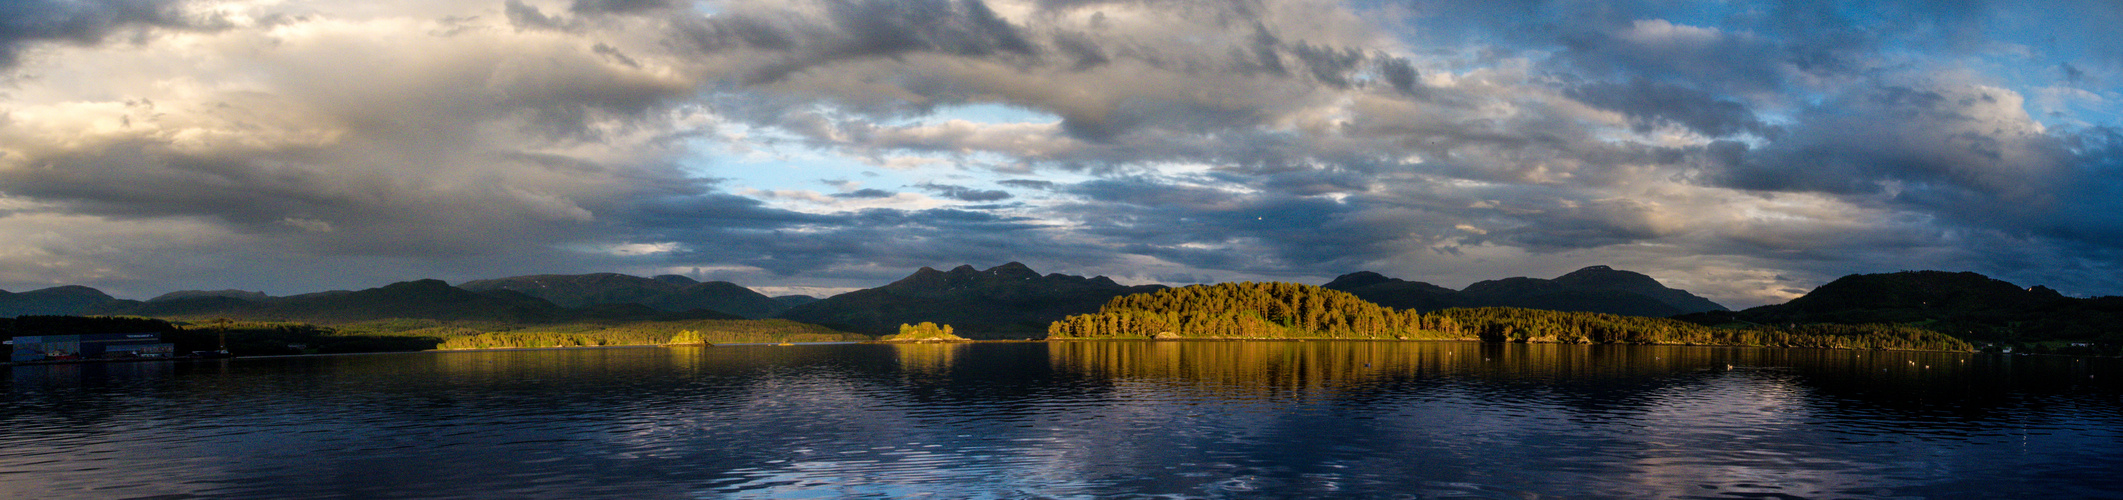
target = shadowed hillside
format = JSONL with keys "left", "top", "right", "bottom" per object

{"left": 459, "top": 273, "right": 788, "bottom": 318}
{"left": 1685, "top": 271, "right": 2123, "bottom": 353}
{"left": 777, "top": 262, "right": 1165, "bottom": 339}
{"left": 1324, "top": 265, "right": 1728, "bottom": 317}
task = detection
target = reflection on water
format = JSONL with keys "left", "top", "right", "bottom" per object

{"left": 890, "top": 342, "right": 968, "bottom": 378}
{"left": 4, "top": 342, "right": 2120, "bottom": 499}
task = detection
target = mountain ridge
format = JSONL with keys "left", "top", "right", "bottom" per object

{"left": 776, "top": 262, "right": 1163, "bottom": 339}
{"left": 458, "top": 273, "right": 787, "bottom": 318}
{"left": 1323, "top": 265, "right": 1728, "bottom": 317}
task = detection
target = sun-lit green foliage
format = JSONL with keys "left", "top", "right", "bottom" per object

{"left": 1437, "top": 307, "right": 1970, "bottom": 351}
{"left": 881, "top": 322, "right": 970, "bottom": 342}
{"left": 1049, "top": 282, "right": 1470, "bottom": 340}
{"left": 1050, "top": 282, "right": 1974, "bottom": 351}
{"left": 434, "top": 319, "right": 867, "bottom": 349}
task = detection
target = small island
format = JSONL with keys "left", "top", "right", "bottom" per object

{"left": 878, "top": 322, "right": 971, "bottom": 342}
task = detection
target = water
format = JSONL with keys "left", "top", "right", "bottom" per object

{"left": 4, "top": 341, "right": 2120, "bottom": 499}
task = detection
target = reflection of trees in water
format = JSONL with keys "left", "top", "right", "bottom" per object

{"left": 1045, "top": 341, "right": 2123, "bottom": 498}
{"left": 1044, "top": 341, "right": 1752, "bottom": 397}
{"left": 890, "top": 343, "right": 967, "bottom": 378}
{"left": 1045, "top": 340, "right": 2118, "bottom": 422}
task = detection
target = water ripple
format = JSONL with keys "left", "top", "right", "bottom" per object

{"left": 4, "top": 344, "right": 2121, "bottom": 498}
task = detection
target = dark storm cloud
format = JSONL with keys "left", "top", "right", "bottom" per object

{"left": 1061, "top": 177, "right": 1402, "bottom": 273}
{"left": 2035, "top": 127, "right": 2123, "bottom": 245}
{"left": 918, "top": 183, "right": 1014, "bottom": 201}
{"left": 627, "top": 188, "right": 1099, "bottom": 277}
{"left": 1566, "top": 80, "right": 1765, "bottom": 137}
{"left": 673, "top": 0, "right": 1417, "bottom": 146}
{"left": 1718, "top": 83, "right": 2069, "bottom": 201}
{"left": 1377, "top": 54, "right": 1420, "bottom": 95}
{"left": 1556, "top": 20, "right": 1788, "bottom": 95}
{"left": 570, "top": 0, "right": 678, "bottom": 14}
{"left": 0, "top": 0, "right": 230, "bottom": 68}
{"left": 1049, "top": 30, "right": 1109, "bottom": 70}
{"left": 997, "top": 179, "right": 1056, "bottom": 190}
{"left": 832, "top": 188, "right": 898, "bottom": 199}
{"left": 504, "top": 0, "right": 573, "bottom": 31}
{"left": 690, "top": 0, "right": 1039, "bottom": 84}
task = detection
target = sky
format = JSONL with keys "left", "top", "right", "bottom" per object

{"left": 0, "top": 0, "right": 2119, "bottom": 308}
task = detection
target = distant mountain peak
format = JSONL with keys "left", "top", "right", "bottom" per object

{"left": 30, "top": 285, "right": 117, "bottom": 299}
{"left": 0, "top": 284, "right": 130, "bottom": 317}
{"left": 651, "top": 274, "right": 699, "bottom": 285}
{"left": 148, "top": 290, "right": 271, "bottom": 303}
{"left": 779, "top": 263, "right": 1165, "bottom": 338}
{"left": 1327, "top": 266, "right": 1725, "bottom": 317}
{"left": 458, "top": 272, "right": 787, "bottom": 318}
{"left": 1767, "top": 270, "right": 2054, "bottom": 314}
{"left": 1323, "top": 271, "right": 1397, "bottom": 289}
{"left": 381, "top": 279, "right": 455, "bottom": 291}
{"left": 988, "top": 262, "right": 1040, "bottom": 280}
{"left": 1553, "top": 265, "right": 1662, "bottom": 289}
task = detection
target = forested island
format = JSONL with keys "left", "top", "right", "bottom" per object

{"left": 879, "top": 322, "right": 972, "bottom": 342}
{"left": 1050, "top": 282, "right": 1974, "bottom": 352}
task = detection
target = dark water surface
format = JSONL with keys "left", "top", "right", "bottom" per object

{"left": 5, "top": 342, "right": 2121, "bottom": 499}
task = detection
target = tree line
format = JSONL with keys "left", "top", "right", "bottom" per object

{"left": 435, "top": 319, "right": 868, "bottom": 350}
{"left": 879, "top": 322, "right": 970, "bottom": 342}
{"left": 1050, "top": 282, "right": 1973, "bottom": 351}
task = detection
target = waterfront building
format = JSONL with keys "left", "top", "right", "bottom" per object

{"left": 7, "top": 333, "right": 175, "bottom": 362}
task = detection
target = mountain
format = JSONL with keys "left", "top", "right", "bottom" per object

{"left": 1741, "top": 271, "right": 2060, "bottom": 321}
{"left": 773, "top": 295, "right": 819, "bottom": 307}
{"left": 1323, "top": 265, "right": 1728, "bottom": 317}
{"left": 1320, "top": 271, "right": 1467, "bottom": 311}
{"left": 84, "top": 279, "right": 742, "bottom": 324}
{"left": 0, "top": 285, "right": 133, "bottom": 317}
{"left": 149, "top": 290, "right": 272, "bottom": 303}
{"left": 776, "top": 262, "right": 1165, "bottom": 339}
{"left": 1461, "top": 265, "right": 1728, "bottom": 317}
{"left": 458, "top": 273, "right": 788, "bottom": 318}
{"left": 144, "top": 279, "right": 571, "bottom": 324}
{"left": 1693, "top": 271, "right": 2123, "bottom": 349}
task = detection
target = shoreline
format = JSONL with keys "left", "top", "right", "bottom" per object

{"left": 7, "top": 338, "right": 2026, "bottom": 367}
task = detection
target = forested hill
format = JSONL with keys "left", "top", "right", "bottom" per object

{"left": 1053, "top": 282, "right": 1972, "bottom": 351}
{"left": 778, "top": 262, "right": 1164, "bottom": 339}
{"left": 80, "top": 280, "right": 746, "bottom": 325}
{"left": 459, "top": 273, "right": 789, "bottom": 318}
{"left": 1685, "top": 271, "right": 2123, "bottom": 351}
{"left": 1323, "top": 265, "right": 1728, "bottom": 317}
{"left": 1050, "top": 282, "right": 1470, "bottom": 340}
{"left": 0, "top": 286, "right": 129, "bottom": 317}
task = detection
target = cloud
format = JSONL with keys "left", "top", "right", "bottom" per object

{"left": 0, "top": 0, "right": 233, "bottom": 68}
{"left": 917, "top": 183, "right": 1013, "bottom": 201}
{"left": 1718, "top": 80, "right": 2073, "bottom": 213}
{"left": 1, "top": 0, "right": 2120, "bottom": 309}
{"left": 1567, "top": 80, "right": 1766, "bottom": 137}
{"left": 832, "top": 188, "right": 898, "bottom": 199}
{"left": 998, "top": 179, "right": 1056, "bottom": 190}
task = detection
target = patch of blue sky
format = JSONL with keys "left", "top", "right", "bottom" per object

{"left": 882, "top": 102, "right": 1059, "bottom": 127}
{"left": 690, "top": 0, "right": 719, "bottom": 16}
{"left": 679, "top": 99, "right": 1099, "bottom": 213}
{"left": 684, "top": 137, "right": 1094, "bottom": 211}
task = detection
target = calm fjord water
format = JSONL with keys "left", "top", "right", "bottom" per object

{"left": 4, "top": 342, "right": 2120, "bottom": 499}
